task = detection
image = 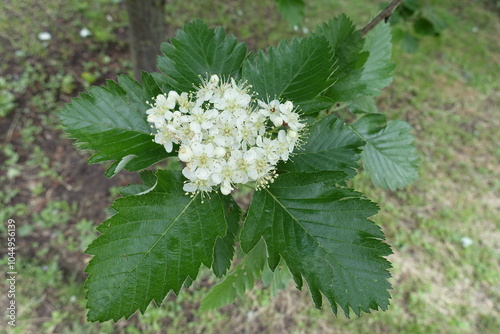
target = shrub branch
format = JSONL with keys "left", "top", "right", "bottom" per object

{"left": 361, "top": 0, "right": 404, "bottom": 37}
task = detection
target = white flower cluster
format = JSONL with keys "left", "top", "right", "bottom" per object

{"left": 146, "top": 75, "right": 305, "bottom": 196}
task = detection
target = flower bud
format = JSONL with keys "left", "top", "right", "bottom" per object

{"left": 214, "top": 146, "right": 226, "bottom": 159}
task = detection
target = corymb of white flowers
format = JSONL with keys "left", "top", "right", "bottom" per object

{"left": 146, "top": 74, "right": 305, "bottom": 196}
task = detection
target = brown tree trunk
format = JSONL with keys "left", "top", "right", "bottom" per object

{"left": 125, "top": 0, "right": 166, "bottom": 81}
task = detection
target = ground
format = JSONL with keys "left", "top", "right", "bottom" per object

{"left": 0, "top": 0, "right": 499, "bottom": 333}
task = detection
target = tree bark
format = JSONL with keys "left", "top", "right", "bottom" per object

{"left": 126, "top": 0, "right": 166, "bottom": 81}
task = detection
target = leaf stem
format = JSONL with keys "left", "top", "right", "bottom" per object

{"left": 331, "top": 102, "right": 349, "bottom": 113}
{"left": 361, "top": 0, "right": 404, "bottom": 37}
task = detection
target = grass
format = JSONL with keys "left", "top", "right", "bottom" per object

{"left": 1, "top": 0, "right": 499, "bottom": 333}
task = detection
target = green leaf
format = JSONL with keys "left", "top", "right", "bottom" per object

{"left": 317, "top": 15, "right": 395, "bottom": 101}
{"left": 280, "top": 114, "right": 364, "bottom": 181}
{"left": 421, "top": 6, "right": 448, "bottom": 33}
{"left": 201, "top": 240, "right": 267, "bottom": 311}
{"left": 315, "top": 15, "right": 368, "bottom": 102}
{"left": 352, "top": 113, "right": 386, "bottom": 134}
{"left": 413, "top": 18, "right": 436, "bottom": 36}
{"left": 299, "top": 96, "right": 334, "bottom": 116}
{"left": 391, "top": 27, "right": 405, "bottom": 43}
{"left": 360, "top": 23, "right": 395, "bottom": 96}
{"left": 348, "top": 95, "right": 378, "bottom": 114}
{"left": 352, "top": 114, "right": 419, "bottom": 190}
{"left": 59, "top": 75, "right": 170, "bottom": 177}
{"left": 274, "top": 0, "right": 305, "bottom": 26}
{"left": 120, "top": 170, "right": 158, "bottom": 197}
{"left": 261, "top": 260, "right": 292, "bottom": 297}
{"left": 240, "top": 171, "right": 392, "bottom": 316}
{"left": 402, "top": 0, "right": 420, "bottom": 12}
{"left": 150, "top": 72, "right": 174, "bottom": 93}
{"left": 157, "top": 20, "right": 248, "bottom": 93}
{"left": 401, "top": 32, "right": 419, "bottom": 53}
{"left": 115, "top": 73, "right": 163, "bottom": 119}
{"left": 84, "top": 170, "right": 227, "bottom": 321}
{"left": 397, "top": 0, "right": 419, "bottom": 19}
{"left": 242, "top": 35, "right": 335, "bottom": 104}
{"left": 212, "top": 195, "right": 241, "bottom": 278}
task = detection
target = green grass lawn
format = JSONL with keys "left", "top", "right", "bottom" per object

{"left": 1, "top": 0, "right": 499, "bottom": 333}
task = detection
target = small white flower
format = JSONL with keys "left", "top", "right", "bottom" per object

{"left": 153, "top": 124, "right": 177, "bottom": 153}
{"left": 177, "top": 92, "right": 192, "bottom": 113}
{"left": 189, "top": 105, "right": 216, "bottom": 133}
{"left": 271, "top": 115, "right": 283, "bottom": 127}
{"left": 279, "top": 101, "right": 304, "bottom": 132}
{"left": 258, "top": 100, "right": 280, "bottom": 117}
{"left": 214, "top": 146, "right": 226, "bottom": 159}
{"left": 237, "top": 122, "right": 258, "bottom": 151}
{"left": 146, "top": 94, "right": 175, "bottom": 128}
{"left": 178, "top": 145, "right": 193, "bottom": 162}
{"left": 212, "top": 119, "right": 238, "bottom": 147}
{"left": 227, "top": 149, "right": 249, "bottom": 184}
{"left": 276, "top": 130, "right": 292, "bottom": 161}
{"left": 195, "top": 167, "right": 211, "bottom": 180}
{"left": 187, "top": 142, "right": 215, "bottom": 170}
{"left": 211, "top": 160, "right": 235, "bottom": 195}
{"left": 183, "top": 177, "right": 215, "bottom": 195}
{"left": 196, "top": 81, "right": 215, "bottom": 102}
{"left": 146, "top": 75, "right": 305, "bottom": 196}
{"left": 256, "top": 135, "right": 279, "bottom": 165}
{"left": 279, "top": 101, "right": 294, "bottom": 114}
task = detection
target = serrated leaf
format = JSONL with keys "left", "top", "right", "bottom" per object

{"left": 280, "top": 114, "right": 364, "bottom": 181}
{"left": 315, "top": 15, "right": 368, "bottom": 102}
{"left": 84, "top": 170, "right": 227, "bottom": 322}
{"left": 115, "top": 73, "right": 163, "bottom": 119}
{"left": 316, "top": 15, "right": 395, "bottom": 101}
{"left": 360, "top": 23, "right": 395, "bottom": 96}
{"left": 352, "top": 113, "right": 386, "bottom": 134}
{"left": 274, "top": 0, "right": 305, "bottom": 26}
{"left": 240, "top": 171, "right": 392, "bottom": 317}
{"left": 59, "top": 75, "right": 171, "bottom": 177}
{"left": 352, "top": 114, "right": 418, "bottom": 190}
{"left": 120, "top": 170, "right": 158, "bottom": 197}
{"left": 157, "top": 20, "right": 247, "bottom": 93}
{"left": 201, "top": 240, "right": 267, "bottom": 311}
{"left": 242, "top": 35, "right": 335, "bottom": 104}
{"left": 348, "top": 95, "right": 378, "bottom": 114}
{"left": 212, "top": 195, "right": 241, "bottom": 278}
{"left": 150, "top": 71, "right": 174, "bottom": 93}
{"left": 261, "top": 260, "right": 292, "bottom": 297}
{"left": 299, "top": 96, "right": 334, "bottom": 116}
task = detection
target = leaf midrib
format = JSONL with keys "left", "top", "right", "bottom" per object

{"left": 112, "top": 193, "right": 199, "bottom": 291}
{"left": 62, "top": 110, "right": 151, "bottom": 136}
{"left": 263, "top": 187, "right": 386, "bottom": 291}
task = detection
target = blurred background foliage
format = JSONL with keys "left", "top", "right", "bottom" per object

{"left": 388, "top": 0, "right": 450, "bottom": 52}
